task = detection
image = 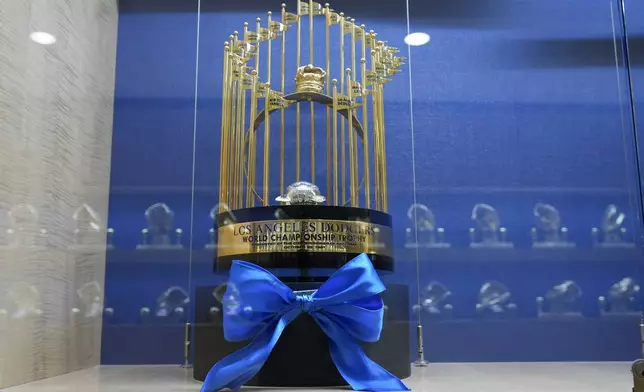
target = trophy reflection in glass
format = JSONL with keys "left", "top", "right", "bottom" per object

{"left": 155, "top": 286, "right": 189, "bottom": 323}
{"left": 72, "top": 204, "right": 104, "bottom": 247}
{"left": 137, "top": 203, "right": 183, "bottom": 249}
{"left": 531, "top": 203, "right": 575, "bottom": 248}
{"left": 537, "top": 280, "right": 583, "bottom": 318}
{"left": 404, "top": 204, "right": 450, "bottom": 249}
{"left": 598, "top": 277, "right": 640, "bottom": 316}
{"left": 469, "top": 204, "right": 513, "bottom": 248}
{"left": 413, "top": 281, "right": 453, "bottom": 319}
{"left": 8, "top": 283, "right": 42, "bottom": 319}
{"left": 7, "top": 204, "right": 46, "bottom": 247}
{"left": 206, "top": 203, "right": 236, "bottom": 249}
{"left": 72, "top": 281, "right": 104, "bottom": 319}
{"left": 476, "top": 281, "right": 517, "bottom": 319}
{"left": 592, "top": 205, "right": 634, "bottom": 248}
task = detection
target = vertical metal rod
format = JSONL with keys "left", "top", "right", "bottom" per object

{"left": 350, "top": 18, "right": 359, "bottom": 206}
{"left": 296, "top": 1, "right": 302, "bottom": 180}
{"left": 263, "top": 82, "right": 271, "bottom": 205}
{"left": 265, "top": 12, "right": 273, "bottom": 205}
{"left": 339, "top": 13, "right": 346, "bottom": 204}
{"left": 325, "top": 3, "right": 331, "bottom": 202}
{"left": 219, "top": 44, "right": 230, "bottom": 211}
{"left": 309, "top": 0, "right": 315, "bottom": 182}
{"left": 332, "top": 79, "right": 338, "bottom": 205}
{"left": 182, "top": 322, "right": 191, "bottom": 368}
{"left": 347, "top": 68, "right": 356, "bottom": 207}
{"left": 380, "top": 79, "right": 388, "bottom": 211}
{"left": 370, "top": 42, "right": 380, "bottom": 211}
{"left": 234, "top": 34, "right": 244, "bottom": 210}
{"left": 229, "top": 34, "right": 238, "bottom": 210}
{"left": 280, "top": 4, "right": 287, "bottom": 195}
{"left": 247, "top": 70, "right": 259, "bottom": 207}
{"left": 360, "top": 24, "right": 370, "bottom": 209}
{"left": 413, "top": 324, "right": 429, "bottom": 367}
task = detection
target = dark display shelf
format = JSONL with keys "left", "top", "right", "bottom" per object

{"left": 103, "top": 247, "right": 643, "bottom": 265}
{"left": 399, "top": 246, "right": 644, "bottom": 264}
{"left": 422, "top": 316, "right": 641, "bottom": 362}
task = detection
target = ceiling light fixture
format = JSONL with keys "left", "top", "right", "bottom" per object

{"left": 30, "top": 32, "right": 56, "bottom": 45}
{"left": 404, "top": 32, "right": 430, "bottom": 47}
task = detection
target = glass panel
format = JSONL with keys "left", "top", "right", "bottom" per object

{"left": 101, "top": 1, "right": 200, "bottom": 366}
{"left": 408, "top": 0, "right": 642, "bottom": 370}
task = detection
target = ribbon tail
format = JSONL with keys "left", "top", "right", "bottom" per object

{"left": 315, "top": 314, "right": 409, "bottom": 392}
{"left": 201, "top": 308, "right": 300, "bottom": 392}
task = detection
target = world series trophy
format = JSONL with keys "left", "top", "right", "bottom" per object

{"left": 137, "top": 203, "right": 184, "bottom": 250}
{"left": 476, "top": 281, "right": 517, "bottom": 319}
{"left": 531, "top": 202, "right": 575, "bottom": 248}
{"left": 591, "top": 204, "right": 634, "bottom": 248}
{"left": 205, "top": 1, "right": 412, "bottom": 385}
{"left": 469, "top": 203, "right": 513, "bottom": 248}
{"left": 214, "top": 2, "right": 404, "bottom": 274}
{"left": 404, "top": 204, "right": 450, "bottom": 248}
{"left": 598, "top": 277, "right": 640, "bottom": 316}
{"left": 537, "top": 280, "right": 583, "bottom": 318}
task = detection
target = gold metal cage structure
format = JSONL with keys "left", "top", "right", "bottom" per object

{"left": 218, "top": 0, "right": 405, "bottom": 213}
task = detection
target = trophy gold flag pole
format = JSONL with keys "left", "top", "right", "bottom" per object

{"left": 360, "top": 23, "right": 370, "bottom": 209}
{"left": 332, "top": 78, "right": 339, "bottom": 205}
{"left": 295, "top": 0, "right": 301, "bottom": 181}
{"left": 325, "top": 3, "right": 331, "bottom": 204}
{"left": 339, "top": 12, "right": 346, "bottom": 205}
{"left": 219, "top": 43, "right": 230, "bottom": 212}
{"left": 309, "top": 0, "right": 315, "bottom": 182}
{"left": 280, "top": 4, "right": 287, "bottom": 195}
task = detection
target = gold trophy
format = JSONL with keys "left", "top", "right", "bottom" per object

{"left": 214, "top": 1, "right": 405, "bottom": 274}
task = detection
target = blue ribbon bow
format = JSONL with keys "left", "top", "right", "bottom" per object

{"left": 201, "top": 253, "right": 409, "bottom": 392}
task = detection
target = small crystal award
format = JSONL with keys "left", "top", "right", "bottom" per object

{"left": 8, "top": 283, "right": 42, "bottom": 319}
{"left": 469, "top": 204, "right": 513, "bottom": 248}
{"left": 592, "top": 205, "right": 634, "bottom": 248}
{"left": 73, "top": 281, "right": 104, "bottom": 318}
{"left": 476, "top": 281, "right": 517, "bottom": 318}
{"left": 7, "top": 204, "right": 45, "bottom": 247}
{"left": 537, "top": 280, "right": 583, "bottom": 318}
{"left": 136, "top": 203, "right": 183, "bottom": 249}
{"left": 531, "top": 203, "right": 575, "bottom": 248}
{"left": 72, "top": 204, "right": 104, "bottom": 247}
{"left": 404, "top": 204, "right": 450, "bottom": 249}
{"left": 155, "top": 286, "right": 189, "bottom": 323}
{"left": 599, "top": 277, "right": 640, "bottom": 316}
{"left": 413, "top": 281, "right": 453, "bottom": 319}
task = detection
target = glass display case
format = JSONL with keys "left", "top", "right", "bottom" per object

{"left": 1, "top": 0, "right": 644, "bottom": 391}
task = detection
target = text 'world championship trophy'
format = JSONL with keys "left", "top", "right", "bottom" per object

{"left": 214, "top": 1, "right": 404, "bottom": 275}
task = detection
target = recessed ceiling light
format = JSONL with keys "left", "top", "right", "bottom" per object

{"left": 30, "top": 32, "right": 56, "bottom": 45}
{"left": 404, "top": 32, "right": 430, "bottom": 47}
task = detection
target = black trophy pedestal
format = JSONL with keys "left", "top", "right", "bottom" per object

{"left": 192, "top": 283, "right": 411, "bottom": 386}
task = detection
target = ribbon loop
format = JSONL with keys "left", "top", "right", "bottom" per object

{"left": 201, "top": 253, "right": 409, "bottom": 392}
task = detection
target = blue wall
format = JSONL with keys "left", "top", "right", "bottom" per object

{"left": 102, "top": 0, "right": 644, "bottom": 364}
